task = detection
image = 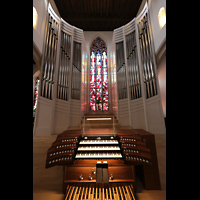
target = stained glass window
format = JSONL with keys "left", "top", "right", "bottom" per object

{"left": 90, "top": 37, "right": 108, "bottom": 111}
{"left": 33, "top": 77, "right": 40, "bottom": 111}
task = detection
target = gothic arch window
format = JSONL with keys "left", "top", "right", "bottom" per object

{"left": 90, "top": 37, "right": 108, "bottom": 111}
{"left": 33, "top": 77, "right": 40, "bottom": 111}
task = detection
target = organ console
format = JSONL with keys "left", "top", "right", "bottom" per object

{"left": 45, "top": 128, "right": 161, "bottom": 199}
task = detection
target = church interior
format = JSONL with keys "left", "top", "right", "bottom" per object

{"left": 33, "top": 0, "right": 166, "bottom": 199}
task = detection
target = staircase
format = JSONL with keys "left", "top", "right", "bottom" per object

{"left": 81, "top": 112, "right": 119, "bottom": 131}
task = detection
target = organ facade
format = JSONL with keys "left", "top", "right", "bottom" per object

{"left": 33, "top": 0, "right": 166, "bottom": 135}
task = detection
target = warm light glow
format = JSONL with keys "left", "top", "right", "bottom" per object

{"left": 86, "top": 118, "right": 112, "bottom": 120}
{"left": 33, "top": 7, "right": 38, "bottom": 29}
{"left": 158, "top": 7, "right": 166, "bottom": 29}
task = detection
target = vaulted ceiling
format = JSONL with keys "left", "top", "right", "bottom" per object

{"left": 54, "top": 0, "right": 143, "bottom": 31}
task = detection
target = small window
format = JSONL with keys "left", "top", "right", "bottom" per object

{"left": 33, "top": 7, "right": 38, "bottom": 29}
{"left": 158, "top": 7, "right": 166, "bottom": 29}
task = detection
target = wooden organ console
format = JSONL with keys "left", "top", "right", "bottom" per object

{"left": 45, "top": 129, "right": 161, "bottom": 199}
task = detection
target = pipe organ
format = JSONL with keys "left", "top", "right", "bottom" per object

{"left": 33, "top": 3, "right": 87, "bottom": 135}
{"left": 114, "top": 3, "right": 158, "bottom": 101}
{"left": 41, "top": 12, "right": 59, "bottom": 100}
{"left": 45, "top": 129, "right": 161, "bottom": 199}
{"left": 137, "top": 12, "right": 157, "bottom": 99}
{"left": 112, "top": 2, "right": 165, "bottom": 133}
{"left": 57, "top": 31, "right": 71, "bottom": 101}
{"left": 34, "top": 1, "right": 165, "bottom": 198}
{"left": 34, "top": 1, "right": 165, "bottom": 136}
{"left": 40, "top": 3, "right": 83, "bottom": 103}
{"left": 125, "top": 31, "right": 141, "bottom": 100}
{"left": 116, "top": 41, "right": 127, "bottom": 100}
{"left": 71, "top": 41, "right": 82, "bottom": 100}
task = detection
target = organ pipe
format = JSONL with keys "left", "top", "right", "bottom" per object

{"left": 125, "top": 31, "right": 141, "bottom": 100}
{"left": 41, "top": 13, "right": 59, "bottom": 100}
{"left": 137, "top": 13, "right": 157, "bottom": 99}
{"left": 57, "top": 31, "right": 71, "bottom": 101}
{"left": 116, "top": 41, "right": 127, "bottom": 100}
{"left": 71, "top": 41, "right": 81, "bottom": 100}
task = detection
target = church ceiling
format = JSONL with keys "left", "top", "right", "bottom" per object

{"left": 54, "top": 0, "right": 143, "bottom": 31}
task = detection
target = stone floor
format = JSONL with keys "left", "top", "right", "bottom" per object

{"left": 33, "top": 133, "right": 166, "bottom": 200}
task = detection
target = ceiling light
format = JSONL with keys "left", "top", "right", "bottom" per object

{"left": 86, "top": 118, "right": 112, "bottom": 120}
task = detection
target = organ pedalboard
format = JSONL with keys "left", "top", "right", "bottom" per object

{"left": 45, "top": 129, "right": 161, "bottom": 200}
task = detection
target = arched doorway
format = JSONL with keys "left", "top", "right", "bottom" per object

{"left": 90, "top": 37, "right": 108, "bottom": 111}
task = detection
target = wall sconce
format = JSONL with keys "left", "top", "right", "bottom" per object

{"left": 33, "top": 7, "right": 38, "bottom": 29}
{"left": 158, "top": 7, "right": 166, "bottom": 29}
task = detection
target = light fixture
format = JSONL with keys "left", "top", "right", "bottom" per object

{"left": 86, "top": 118, "right": 112, "bottom": 120}
{"left": 33, "top": 7, "right": 38, "bottom": 29}
{"left": 158, "top": 7, "right": 166, "bottom": 29}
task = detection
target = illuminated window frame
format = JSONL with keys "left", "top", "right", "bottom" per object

{"left": 33, "top": 7, "right": 38, "bottom": 29}
{"left": 158, "top": 7, "right": 166, "bottom": 29}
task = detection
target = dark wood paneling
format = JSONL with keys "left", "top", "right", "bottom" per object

{"left": 54, "top": 0, "right": 143, "bottom": 31}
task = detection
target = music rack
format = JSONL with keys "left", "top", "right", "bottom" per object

{"left": 45, "top": 129, "right": 161, "bottom": 199}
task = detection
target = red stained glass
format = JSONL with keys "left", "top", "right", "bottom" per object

{"left": 90, "top": 38, "right": 108, "bottom": 111}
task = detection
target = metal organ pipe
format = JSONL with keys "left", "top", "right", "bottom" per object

{"left": 71, "top": 41, "right": 81, "bottom": 100}
{"left": 40, "top": 2, "right": 157, "bottom": 105}
{"left": 138, "top": 21, "right": 151, "bottom": 99}
{"left": 41, "top": 14, "right": 59, "bottom": 100}
{"left": 114, "top": 3, "right": 157, "bottom": 102}
{"left": 137, "top": 13, "right": 157, "bottom": 99}
{"left": 144, "top": 14, "right": 157, "bottom": 96}
{"left": 125, "top": 30, "right": 141, "bottom": 100}
{"left": 41, "top": 14, "right": 51, "bottom": 98}
{"left": 40, "top": 4, "right": 83, "bottom": 103}
{"left": 134, "top": 33, "right": 141, "bottom": 98}
{"left": 57, "top": 31, "right": 71, "bottom": 101}
{"left": 141, "top": 18, "right": 153, "bottom": 97}
{"left": 49, "top": 20, "right": 58, "bottom": 99}
{"left": 116, "top": 41, "right": 127, "bottom": 100}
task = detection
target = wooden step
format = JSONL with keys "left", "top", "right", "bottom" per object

{"left": 81, "top": 112, "right": 119, "bottom": 129}
{"left": 83, "top": 128, "right": 115, "bottom": 135}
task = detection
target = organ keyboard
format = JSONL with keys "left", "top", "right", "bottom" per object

{"left": 45, "top": 128, "right": 161, "bottom": 199}
{"left": 77, "top": 146, "right": 121, "bottom": 151}
{"left": 79, "top": 140, "right": 119, "bottom": 144}
{"left": 75, "top": 152, "right": 122, "bottom": 159}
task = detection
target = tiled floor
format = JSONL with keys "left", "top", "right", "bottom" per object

{"left": 33, "top": 133, "right": 166, "bottom": 200}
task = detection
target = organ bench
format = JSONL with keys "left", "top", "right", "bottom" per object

{"left": 45, "top": 129, "right": 161, "bottom": 199}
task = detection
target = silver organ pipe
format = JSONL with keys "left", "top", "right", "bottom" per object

{"left": 57, "top": 31, "right": 71, "bottom": 100}
{"left": 137, "top": 13, "right": 157, "bottom": 99}
{"left": 116, "top": 41, "right": 127, "bottom": 100}
{"left": 39, "top": 2, "right": 158, "bottom": 105}
{"left": 41, "top": 14, "right": 59, "bottom": 100}
{"left": 125, "top": 31, "right": 141, "bottom": 100}
{"left": 71, "top": 41, "right": 81, "bottom": 100}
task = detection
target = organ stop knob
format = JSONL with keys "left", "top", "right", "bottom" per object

{"left": 88, "top": 174, "right": 92, "bottom": 180}
{"left": 109, "top": 174, "right": 114, "bottom": 180}
{"left": 92, "top": 168, "right": 95, "bottom": 174}
{"left": 79, "top": 174, "right": 83, "bottom": 180}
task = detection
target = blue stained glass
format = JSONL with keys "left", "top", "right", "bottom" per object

{"left": 90, "top": 37, "right": 108, "bottom": 111}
